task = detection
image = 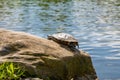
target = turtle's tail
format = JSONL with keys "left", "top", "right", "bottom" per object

{"left": 47, "top": 35, "right": 52, "bottom": 40}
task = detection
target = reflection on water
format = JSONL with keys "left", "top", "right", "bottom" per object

{"left": 0, "top": 0, "right": 120, "bottom": 80}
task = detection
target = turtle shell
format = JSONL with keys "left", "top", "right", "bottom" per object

{"left": 48, "top": 33, "right": 79, "bottom": 48}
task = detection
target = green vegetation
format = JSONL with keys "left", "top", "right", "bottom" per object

{"left": 0, "top": 62, "right": 25, "bottom": 80}
{"left": 38, "top": 0, "right": 70, "bottom": 3}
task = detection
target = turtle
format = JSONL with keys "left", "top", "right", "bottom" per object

{"left": 47, "top": 33, "right": 79, "bottom": 49}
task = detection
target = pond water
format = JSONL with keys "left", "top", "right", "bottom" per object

{"left": 0, "top": 0, "right": 120, "bottom": 80}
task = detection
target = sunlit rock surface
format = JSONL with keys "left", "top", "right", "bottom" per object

{"left": 0, "top": 29, "right": 98, "bottom": 80}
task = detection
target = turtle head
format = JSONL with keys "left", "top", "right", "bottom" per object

{"left": 69, "top": 42, "right": 79, "bottom": 49}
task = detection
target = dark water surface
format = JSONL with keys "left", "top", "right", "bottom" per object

{"left": 0, "top": 0, "right": 120, "bottom": 80}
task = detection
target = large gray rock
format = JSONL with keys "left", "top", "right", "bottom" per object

{"left": 0, "top": 29, "right": 98, "bottom": 80}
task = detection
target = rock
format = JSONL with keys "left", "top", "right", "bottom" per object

{"left": 0, "top": 29, "right": 98, "bottom": 80}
